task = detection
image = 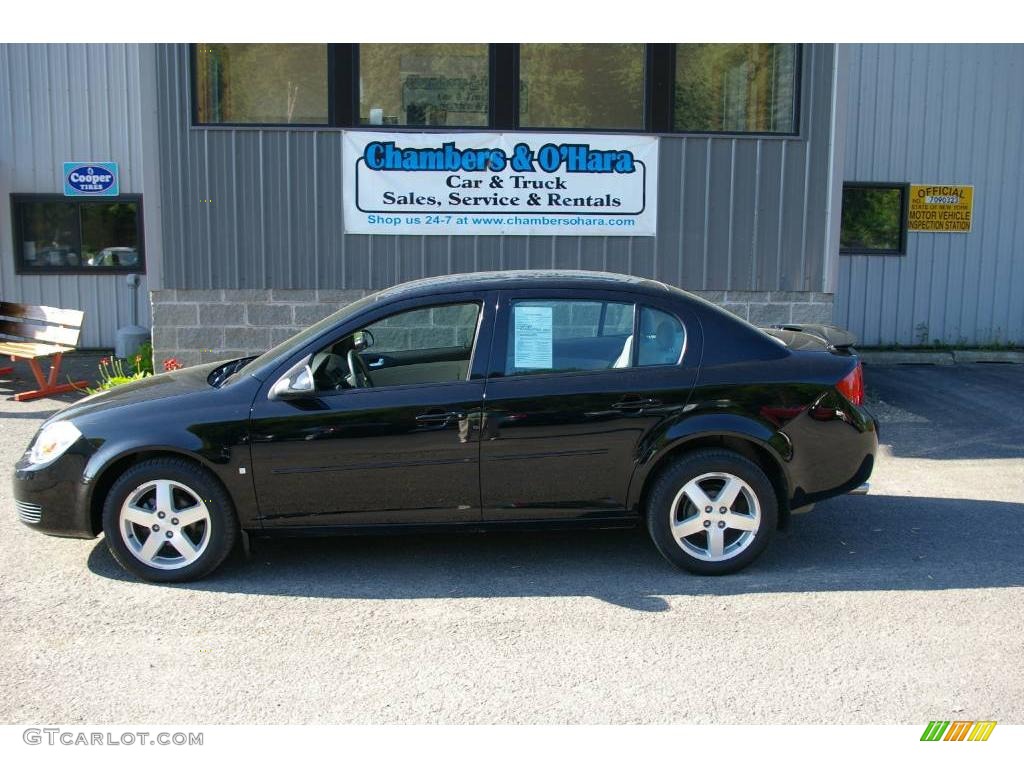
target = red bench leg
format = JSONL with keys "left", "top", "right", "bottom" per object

{"left": 12, "top": 353, "right": 89, "bottom": 402}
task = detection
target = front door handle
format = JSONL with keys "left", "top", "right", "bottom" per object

{"left": 611, "top": 397, "right": 661, "bottom": 412}
{"left": 415, "top": 409, "right": 467, "bottom": 425}
{"left": 367, "top": 357, "right": 385, "bottom": 368}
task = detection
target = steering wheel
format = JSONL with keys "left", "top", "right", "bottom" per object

{"left": 346, "top": 348, "right": 375, "bottom": 388}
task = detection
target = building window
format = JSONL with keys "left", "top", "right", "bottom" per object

{"left": 194, "top": 44, "right": 328, "bottom": 124}
{"left": 673, "top": 44, "right": 799, "bottom": 134}
{"left": 840, "top": 183, "right": 908, "bottom": 255}
{"left": 359, "top": 44, "right": 489, "bottom": 128}
{"left": 188, "top": 43, "right": 804, "bottom": 134}
{"left": 11, "top": 195, "right": 144, "bottom": 274}
{"left": 518, "top": 44, "right": 645, "bottom": 130}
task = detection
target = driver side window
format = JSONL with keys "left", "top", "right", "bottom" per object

{"left": 312, "top": 302, "right": 481, "bottom": 391}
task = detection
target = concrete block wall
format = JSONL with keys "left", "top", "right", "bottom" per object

{"left": 694, "top": 291, "right": 836, "bottom": 326}
{"left": 368, "top": 303, "right": 479, "bottom": 351}
{"left": 150, "top": 289, "right": 366, "bottom": 368}
{"left": 150, "top": 288, "right": 834, "bottom": 368}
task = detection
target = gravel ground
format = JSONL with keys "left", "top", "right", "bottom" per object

{"left": 1, "top": 356, "right": 1021, "bottom": 724}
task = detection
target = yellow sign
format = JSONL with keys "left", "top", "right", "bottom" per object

{"left": 908, "top": 184, "right": 973, "bottom": 232}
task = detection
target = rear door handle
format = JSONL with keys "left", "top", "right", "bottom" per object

{"left": 415, "top": 410, "right": 467, "bottom": 425}
{"left": 367, "top": 357, "right": 385, "bottom": 368}
{"left": 611, "top": 397, "right": 661, "bottom": 412}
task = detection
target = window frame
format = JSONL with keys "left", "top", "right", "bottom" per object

{"left": 10, "top": 193, "right": 146, "bottom": 276}
{"left": 189, "top": 43, "right": 804, "bottom": 138}
{"left": 839, "top": 181, "right": 909, "bottom": 256}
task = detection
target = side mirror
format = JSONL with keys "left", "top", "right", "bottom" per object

{"left": 352, "top": 329, "right": 374, "bottom": 352}
{"left": 269, "top": 357, "right": 315, "bottom": 400}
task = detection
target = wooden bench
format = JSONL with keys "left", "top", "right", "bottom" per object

{"left": 0, "top": 302, "right": 89, "bottom": 401}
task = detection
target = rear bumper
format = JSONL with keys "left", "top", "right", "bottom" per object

{"left": 12, "top": 446, "right": 96, "bottom": 539}
{"left": 784, "top": 404, "right": 879, "bottom": 509}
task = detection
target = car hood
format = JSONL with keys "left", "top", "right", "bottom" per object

{"left": 50, "top": 362, "right": 224, "bottom": 425}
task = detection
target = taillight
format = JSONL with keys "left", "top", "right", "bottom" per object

{"left": 836, "top": 362, "right": 864, "bottom": 406}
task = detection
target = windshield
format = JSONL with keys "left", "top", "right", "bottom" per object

{"left": 242, "top": 292, "right": 381, "bottom": 381}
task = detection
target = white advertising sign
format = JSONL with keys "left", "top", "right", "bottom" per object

{"left": 342, "top": 131, "right": 658, "bottom": 236}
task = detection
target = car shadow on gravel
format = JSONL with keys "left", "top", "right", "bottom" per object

{"left": 86, "top": 493, "right": 1024, "bottom": 611}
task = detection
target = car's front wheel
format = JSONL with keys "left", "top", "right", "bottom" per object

{"left": 646, "top": 449, "right": 778, "bottom": 575}
{"left": 102, "top": 458, "right": 238, "bottom": 583}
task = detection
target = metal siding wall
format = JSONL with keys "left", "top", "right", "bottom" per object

{"left": 155, "top": 44, "right": 837, "bottom": 296}
{"left": 839, "top": 44, "right": 1024, "bottom": 345}
{"left": 0, "top": 44, "right": 152, "bottom": 348}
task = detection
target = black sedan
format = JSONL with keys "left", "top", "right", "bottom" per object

{"left": 14, "top": 271, "right": 877, "bottom": 582}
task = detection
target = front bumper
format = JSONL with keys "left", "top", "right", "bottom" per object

{"left": 13, "top": 445, "right": 97, "bottom": 539}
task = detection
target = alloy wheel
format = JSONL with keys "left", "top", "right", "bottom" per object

{"left": 669, "top": 471, "right": 762, "bottom": 562}
{"left": 119, "top": 479, "right": 212, "bottom": 570}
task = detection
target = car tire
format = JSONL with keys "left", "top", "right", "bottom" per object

{"left": 102, "top": 457, "right": 238, "bottom": 583}
{"left": 646, "top": 449, "right": 778, "bottom": 575}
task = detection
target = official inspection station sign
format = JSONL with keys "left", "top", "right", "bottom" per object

{"left": 908, "top": 184, "right": 973, "bottom": 232}
{"left": 63, "top": 162, "right": 119, "bottom": 197}
{"left": 342, "top": 131, "right": 658, "bottom": 236}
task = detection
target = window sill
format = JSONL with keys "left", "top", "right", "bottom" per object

{"left": 14, "top": 268, "right": 147, "bottom": 276}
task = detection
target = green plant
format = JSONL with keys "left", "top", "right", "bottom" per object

{"left": 87, "top": 355, "right": 151, "bottom": 393}
{"left": 132, "top": 340, "right": 154, "bottom": 375}
{"left": 914, "top": 322, "right": 929, "bottom": 346}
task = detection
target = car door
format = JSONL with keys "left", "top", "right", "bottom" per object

{"left": 479, "top": 288, "right": 700, "bottom": 522}
{"left": 249, "top": 292, "right": 495, "bottom": 528}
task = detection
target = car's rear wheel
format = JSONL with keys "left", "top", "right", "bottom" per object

{"left": 646, "top": 449, "right": 778, "bottom": 575}
{"left": 102, "top": 458, "right": 237, "bottom": 583}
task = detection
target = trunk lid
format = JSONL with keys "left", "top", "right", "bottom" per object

{"left": 760, "top": 323, "right": 858, "bottom": 355}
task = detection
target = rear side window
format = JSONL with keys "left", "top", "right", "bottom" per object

{"left": 505, "top": 299, "right": 635, "bottom": 375}
{"left": 637, "top": 306, "right": 685, "bottom": 366}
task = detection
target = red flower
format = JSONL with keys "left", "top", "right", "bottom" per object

{"left": 162, "top": 357, "right": 183, "bottom": 372}
{"left": 99, "top": 356, "right": 110, "bottom": 366}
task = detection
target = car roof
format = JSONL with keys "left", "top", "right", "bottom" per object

{"left": 373, "top": 270, "right": 676, "bottom": 302}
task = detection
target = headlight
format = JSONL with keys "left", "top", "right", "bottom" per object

{"left": 28, "top": 421, "right": 82, "bottom": 467}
